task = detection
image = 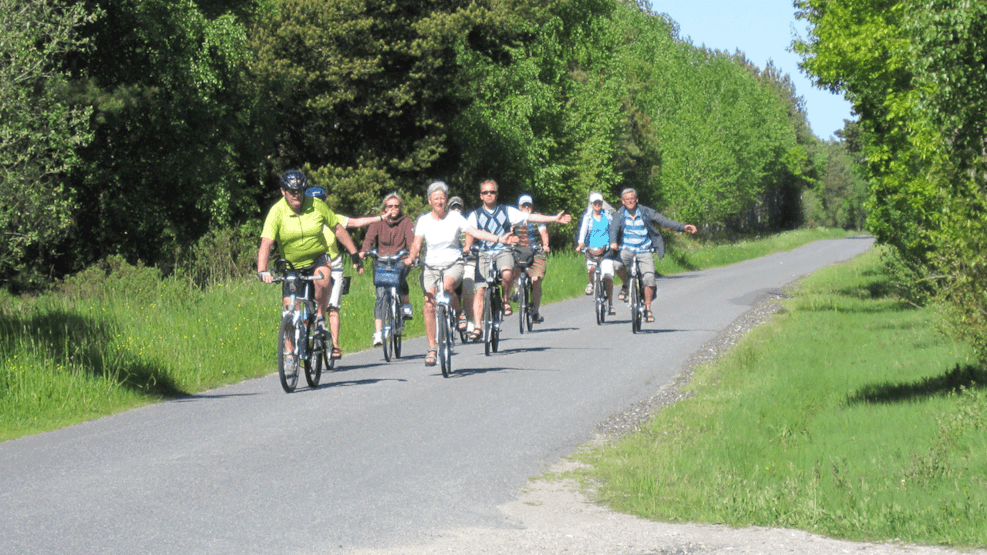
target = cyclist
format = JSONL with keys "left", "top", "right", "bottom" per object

{"left": 405, "top": 181, "right": 515, "bottom": 367}
{"left": 576, "top": 191, "right": 622, "bottom": 315}
{"left": 511, "top": 194, "right": 550, "bottom": 324}
{"left": 360, "top": 192, "right": 415, "bottom": 348}
{"left": 447, "top": 195, "right": 475, "bottom": 335}
{"left": 464, "top": 179, "right": 571, "bottom": 340}
{"left": 305, "top": 186, "right": 377, "bottom": 358}
{"left": 608, "top": 187, "right": 697, "bottom": 323}
{"left": 257, "top": 170, "right": 363, "bottom": 344}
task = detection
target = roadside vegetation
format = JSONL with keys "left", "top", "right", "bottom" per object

{"left": 0, "top": 228, "right": 853, "bottom": 441}
{"left": 576, "top": 246, "right": 987, "bottom": 548}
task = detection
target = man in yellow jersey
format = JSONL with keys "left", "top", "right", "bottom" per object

{"left": 257, "top": 170, "right": 362, "bottom": 341}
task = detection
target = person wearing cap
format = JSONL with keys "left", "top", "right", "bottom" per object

{"left": 257, "top": 170, "right": 363, "bottom": 339}
{"left": 405, "top": 181, "right": 517, "bottom": 367}
{"left": 511, "top": 194, "right": 550, "bottom": 323}
{"left": 360, "top": 191, "right": 415, "bottom": 347}
{"left": 447, "top": 195, "right": 476, "bottom": 334}
{"left": 609, "top": 187, "right": 697, "bottom": 323}
{"left": 576, "top": 191, "right": 622, "bottom": 314}
{"left": 464, "top": 180, "right": 571, "bottom": 340}
{"left": 304, "top": 186, "right": 379, "bottom": 358}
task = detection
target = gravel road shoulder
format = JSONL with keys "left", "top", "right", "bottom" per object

{"left": 352, "top": 285, "right": 987, "bottom": 555}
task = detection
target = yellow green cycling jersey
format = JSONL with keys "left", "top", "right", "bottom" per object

{"left": 261, "top": 197, "right": 342, "bottom": 268}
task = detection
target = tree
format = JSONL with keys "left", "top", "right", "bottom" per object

{"left": 0, "top": 1, "right": 98, "bottom": 287}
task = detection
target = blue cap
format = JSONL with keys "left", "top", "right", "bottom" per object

{"left": 305, "top": 187, "right": 326, "bottom": 199}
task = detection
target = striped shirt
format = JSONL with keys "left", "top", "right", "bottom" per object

{"left": 621, "top": 209, "right": 652, "bottom": 252}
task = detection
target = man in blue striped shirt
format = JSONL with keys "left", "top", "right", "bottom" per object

{"left": 609, "top": 188, "right": 697, "bottom": 323}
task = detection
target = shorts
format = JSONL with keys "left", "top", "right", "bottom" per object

{"left": 327, "top": 254, "right": 346, "bottom": 309}
{"left": 282, "top": 254, "right": 331, "bottom": 300}
{"left": 524, "top": 256, "right": 546, "bottom": 281}
{"left": 476, "top": 250, "right": 515, "bottom": 286}
{"left": 611, "top": 249, "right": 656, "bottom": 288}
{"left": 421, "top": 260, "right": 465, "bottom": 293}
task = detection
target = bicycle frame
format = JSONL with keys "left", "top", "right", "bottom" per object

{"left": 367, "top": 249, "right": 408, "bottom": 362}
{"left": 476, "top": 252, "right": 503, "bottom": 356}
{"left": 266, "top": 259, "right": 333, "bottom": 392}
{"left": 422, "top": 261, "right": 457, "bottom": 377}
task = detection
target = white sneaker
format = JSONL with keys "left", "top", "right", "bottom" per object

{"left": 372, "top": 331, "right": 383, "bottom": 347}
{"left": 466, "top": 321, "right": 475, "bottom": 334}
{"left": 402, "top": 304, "right": 414, "bottom": 320}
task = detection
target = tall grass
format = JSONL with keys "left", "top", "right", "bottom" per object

{"left": 576, "top": 246, "right": 987, "bottom": 547}
{"left": 1, "top": 228, "right": 855, "bottom": 441}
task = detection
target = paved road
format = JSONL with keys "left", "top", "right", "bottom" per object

{"left": 0, "top": 237, "right": 874, "bottom": 555}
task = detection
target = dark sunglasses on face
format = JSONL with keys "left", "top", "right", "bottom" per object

{"left": 385, "top": 204, "right": 401, "bottom": 209}
{"left": 480, "top": 190, "right": 497, "bottom": 196}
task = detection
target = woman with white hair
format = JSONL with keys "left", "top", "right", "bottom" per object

{"left": 405, "top": 181, "right": 517, "bottom": 367}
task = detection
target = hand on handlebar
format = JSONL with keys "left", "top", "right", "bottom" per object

{"left": 258, "top": 271, "right": 274, "bottom": 283}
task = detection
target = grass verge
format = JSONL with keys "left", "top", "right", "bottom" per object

{"left": 575, "top": 246, "right": 987, "bottom": 548}
{"left": 1, "top": 228, "right": 855, "bottom": 441}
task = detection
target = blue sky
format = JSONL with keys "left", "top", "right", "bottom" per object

{"left": 648, "top": 0, "right": 854, "bottom": 140}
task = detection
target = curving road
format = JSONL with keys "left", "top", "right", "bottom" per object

{"left": 0, "top": 237, "right": 874, "bottom": 555}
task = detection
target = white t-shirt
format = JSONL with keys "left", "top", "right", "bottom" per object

{"left": 414, "top": 211, "right": 472, "bottom": 266}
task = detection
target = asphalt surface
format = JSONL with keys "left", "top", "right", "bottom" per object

{"left": 0, "top": 236, "right": 875, "bottom": 555}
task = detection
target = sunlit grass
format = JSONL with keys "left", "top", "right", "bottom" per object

{"left": 575, "top": 247, "right": 987, "bottom": 548}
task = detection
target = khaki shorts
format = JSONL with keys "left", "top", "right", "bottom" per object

{"left": 524, "top": 256, "right": 546, "bottom": 281}
{"left": 611, "top": 250, "right": 656, "bottom": 288}
{"left": 476, "top": 250, "right": 514, "bottom": 286}
{"left": 421, "top": 260, "right": 465, "bottom": 293}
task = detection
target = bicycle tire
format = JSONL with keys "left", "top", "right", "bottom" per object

{"left": 525, "top": 281, "right": 533, "bottom": 332}
{"left": 382, "top": 292, "right": 394, "bottom": 362}
{"left": 278, "top": 313, "right": 299, "bottom": 393}
{"left": 491, "top": 287, "right": 501, "bottom": 353}
{"left": 517, "top": 278, "right": 527, "bottom": 335}
{"left": 594, "top": 273, "right": 604, "bottom": 325}
{"left": 483, "top": 287, "right": 493, "bottom": 356}
{"left": 304, "top": 321, "right": 322, "bottom": 388}
{"left": 437, "top": 304, "right": 451, "bottom": 377}
{"left": 630, "top": 276, "right": 642, "bottom": 334}
{"left": 443, "top": 308, "right": 454, "bottom": 372}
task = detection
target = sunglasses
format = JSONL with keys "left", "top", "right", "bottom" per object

{"left": 385, "top": 203, "right": 401, "bottom": 209}
{"left": 480, "top": 190, "right": 497, "bottom": 196}
{"left": 284, "top": 189, "right": 304, "bottom": 196}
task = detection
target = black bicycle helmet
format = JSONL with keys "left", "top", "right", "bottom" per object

{"left": 305, "top": 186, "right": 327, "bottom": 199}
{"left": 280, "top": 169, "right": 307, "bottom": 190}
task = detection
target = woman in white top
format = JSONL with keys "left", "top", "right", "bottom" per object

{"left": 406, "top": 181, "right": 517, "bottom": 367}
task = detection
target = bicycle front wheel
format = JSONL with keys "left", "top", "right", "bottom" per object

{"left": 304, "top": 321, "right": 322, "bottom": 388}
{"left": 630, "top": 276, "right": 642, "bottom": 334}
{"left": 278, "top": 313, "right": 299, "bottom": 393}
{"left": 437, "top": 304, "right": 451, "bottom": 377}
{"left": 382, "top": 293, "right": 394, "bottom": 362}
{"left": 594, "top": 274, "right": 604, "bottom": 325}
{"left": 517, "top": 279, "right": 527, "bottom": 335}
{"left": 483, "top": 289, "right": 493, "bottom": 356}
{"left": 490, "top": 288, "right": 501, "bottom": 353}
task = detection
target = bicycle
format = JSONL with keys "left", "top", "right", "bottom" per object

{"left": 264, "top": 259, "right": 334, "bottom": 393}
{"left": 582, "top": 247, "right": 610, "bottom": 326}
{"left": 624, "top": 250, "right": 649, "bottom": 334}
{"left": 511, "top": 245, "right": 542, "bottom": 334}
{"left": 366, "top": 248, "right": 409, "bottom": 362}
{"left": 422, "top": 261, "right": 458, "bottom": 377}
{"left": 475, "top": 250, "right": 504, "bottom": 356}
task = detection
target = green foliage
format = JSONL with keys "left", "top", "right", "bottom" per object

{"left": 67, "top": 0, "right": 263, "bottom": 268}
{"left": 0, "top": 1, "right": 99, "bottom": 288}
{"left": 795, "top": 0, "right": 987, "bottom": 363}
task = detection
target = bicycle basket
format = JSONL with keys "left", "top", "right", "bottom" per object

{"left": 513, "top": 247, "right": 535, "bottom": 268}
{"left": 373, "top": 261, "right": 403, "bottom": 287}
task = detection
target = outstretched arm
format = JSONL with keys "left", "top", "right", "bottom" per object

{"left": 527, "top": 211, "right": 572, "bottom": 225}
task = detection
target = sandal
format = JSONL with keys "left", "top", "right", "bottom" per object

{"left": 425, "top": 349, "right": 437, "bottom": 366}
{"left": 618, "top": 287, "right": 627, "bottom": 301}
{"left": 645, "top": 310, "right": 655, "bottom": 323}
{"left": 502, "top": 302, "right": 513, "bottom": 316}
{"left": 585, "top": 283, "right": 593, "bottom": 295}
{"left": 331, "top": 347, "right": 343, "bottom": 360}
{"left": 470, "top": 328, "right": 482, "bottom": 342}
{"left": 457, "top": 313, "right": 468, "bottom": 331}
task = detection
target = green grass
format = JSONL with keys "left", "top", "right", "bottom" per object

{"left": 1, "top": 228, "right": 855, "bottom": 441}
{"left": 575, "top": 246, "right": 987, "bottom": 548}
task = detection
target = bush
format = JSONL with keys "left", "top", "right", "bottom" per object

{"left": 57, "top": 255, "right": 162, "bottom": 303}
